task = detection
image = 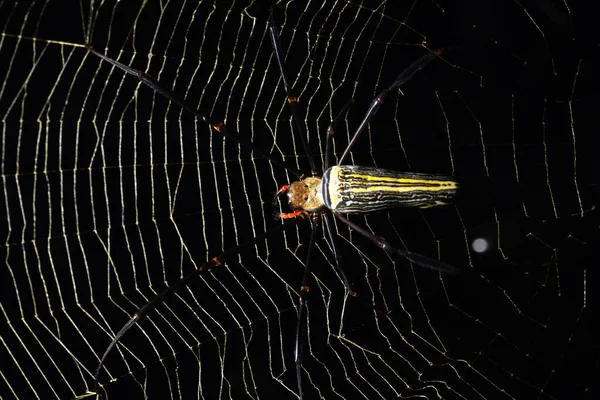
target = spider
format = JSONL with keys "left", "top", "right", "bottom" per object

{"left": 87, "top": 7, "right": 458, "bottom": 399}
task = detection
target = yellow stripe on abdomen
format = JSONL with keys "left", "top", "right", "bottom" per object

{"left": 322, "top": 165, "right": 458, "bottom": 213}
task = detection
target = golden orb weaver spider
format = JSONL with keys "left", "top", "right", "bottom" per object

{"left": 87, "top": 6, "right": 459, "bottom": 399}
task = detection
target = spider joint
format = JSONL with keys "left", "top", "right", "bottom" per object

{"left": 213, "top": 122, "right": 224, "bottom": 132}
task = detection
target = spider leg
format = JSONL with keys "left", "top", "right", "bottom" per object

{"left": 325, "top": 98, "right": 354, "bottom": 171}
{"left": 338, "top": 49, "right": 442, "bottom": 165}
{"left": 335, "top": 213, "right": 459, "bottom": 274}
{"left": 85, "top": 46, "right": 302, "bottom": 178}
{"left": 322, "top": 213, "right": 355, "bottom": 296}
{"left": 269, "top": 8, "right": 318, "bottom": 175}
{"left": 294, "top": 215, "right": 321, "bottom": 399}
{"left": 92, "top": 223, "right": 291, "bottom": 396}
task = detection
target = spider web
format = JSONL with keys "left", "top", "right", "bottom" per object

{"left": 1, "top": 0, "right": 597, "bottom": 399}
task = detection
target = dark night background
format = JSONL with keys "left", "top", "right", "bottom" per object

{"left": 0, "top": 1, "right": 597, "bottom": 399}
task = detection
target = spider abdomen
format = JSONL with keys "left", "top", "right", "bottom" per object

{"left": 322, "top": 165, "right": 458, "bottom": 213}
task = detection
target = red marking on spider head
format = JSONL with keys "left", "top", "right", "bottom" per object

{"left": 213, "top": 122, "right": 224, "bottom": 132}
{"left": 210, "top": 256, "right": 223, "bottom": 267}
{"left": 280, "top": 210, "right": 304, "bottom": 219}
{"left": 278, "top": 185, "right": 290, "bottom": 194}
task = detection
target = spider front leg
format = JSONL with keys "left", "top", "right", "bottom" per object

{"left": 86, "top": 46, "right": 301, "bottom": 177}
{"left": 338, "top": 48, "right": 442, "bottom": 165}
{"left": 269, "top": 7, "right": 318, "bottom": 176}
{"left": 325, "top": 97, "right": 354, "bottom": 171}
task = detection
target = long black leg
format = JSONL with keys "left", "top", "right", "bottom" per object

{"left": 86, "top": 46, "right": 302, "bottom": 178}
{"left": 338, "top": 49, "right": 442, "bottom": 165}
{"left": 295, "top": 215, "right": 321, "bottom": 398}
{"left": 92, "top": 222, "right": 291, "bottom": 396}
{"left": 325, "top": 98, "right": 354, "bottom": 171}
{"left": 335, "top": 213, "right": 458, "bottom": 274}
{"left": 268, "top": 8, "right": 318, "bottom": 176}
{"left": 323, "top": 214, "right": 391, "bottom": 318}
{"left": 322, "top": 214, "right": 355, "bottom": 296}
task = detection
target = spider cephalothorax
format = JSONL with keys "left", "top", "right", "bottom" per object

{"left": 287, "top": 177, "right": 325, "bottom": 212}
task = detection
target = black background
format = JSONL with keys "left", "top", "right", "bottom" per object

{"left": 0, "top": 1, "right": 597, "bottom": 399}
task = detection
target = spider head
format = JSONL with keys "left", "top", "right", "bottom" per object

{"left": 287, "top": 177, "right": 325, "bottom": 212}
{"left": 272, "top": 177, "right": 325, "bottom": 219}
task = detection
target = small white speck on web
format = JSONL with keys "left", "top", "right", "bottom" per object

{"left": 472, "top": 238, "right": 489, "bottom": 253}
